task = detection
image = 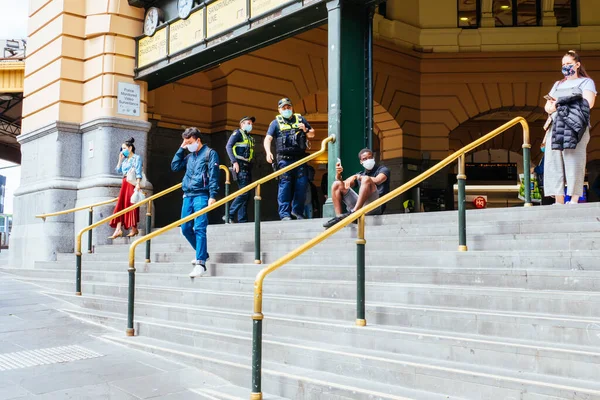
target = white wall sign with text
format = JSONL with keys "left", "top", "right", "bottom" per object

{"left": 117, "top": 82, "right": 141, "bottom": 117}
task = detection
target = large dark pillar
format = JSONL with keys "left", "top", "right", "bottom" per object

{"left": 324, "top": 0, "right": 375, "bottom": 218}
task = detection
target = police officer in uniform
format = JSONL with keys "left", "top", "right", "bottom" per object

{"left": 225, "top": 116, "right": 256, "bottom": 223}
{"left": 264, "top": 98, "right": 315, "bottom": 220}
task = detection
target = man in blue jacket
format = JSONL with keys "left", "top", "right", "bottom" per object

{"left": 171, "top": 127, "right": 220, "bottom": 278}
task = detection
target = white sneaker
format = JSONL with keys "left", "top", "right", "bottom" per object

{"left": 189, "top": 263, "right": 207, "bottom": 278}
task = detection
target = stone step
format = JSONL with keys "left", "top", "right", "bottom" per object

{"left": 89, "top": 232, "right": 600, "bottom": 256}
{"left": 62, "top": 305, "right": 600, "bottom": 383}
{"left": 191, "top": 385, "right": 288, "bottom": 400}
{"left": 12, "top": 266, "right": 600, "bottom": 291}
{"left": 9, "top": 269, "right": 600, "bottom": 312}
{"left": 142, "top": 203, "right": 600, "bottom": 237}
{"left": 34, "top": 282, "right": 600, "bottom": 346}
{"left": 98, "top": 224, "right": 600, "bottom": 254}
{"left": 100, "top": 329, "right": 600, "bottom": 400}
{"left": 106, "top": 218, "right": 600, "bottom": 247}
{"left": 101, "top": 335, "right": 451, "bottom": 400}
{"left": 40, "top": 250, "right": 600, "bottom": 271}
{"left": 26, "top": 275, "right": 600, "bottom": 318}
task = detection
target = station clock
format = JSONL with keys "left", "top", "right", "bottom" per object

{"left": 178, "top": 0, "right": 195, "bottom": 19}
{"left": 144, "top": 7, "right": 164, "bottom": 36}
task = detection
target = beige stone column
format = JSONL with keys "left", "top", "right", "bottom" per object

{"left": 480, "top": 0, "right": 495, "bottom": 28}
{"left": 12, "top": 0, "right": 149, "bottom": 268}
{"left": 541, "top": 0, "right": 557, "bottom": 26}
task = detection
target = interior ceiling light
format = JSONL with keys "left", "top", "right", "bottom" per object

{"left": 460, "top": 17, "right": 470, "bottom": 21}
{"left": 0, "top": 95, "right": 13, "bottom": 101}
{"left": 501, "top": 5, "right": 511, "bottom": 9}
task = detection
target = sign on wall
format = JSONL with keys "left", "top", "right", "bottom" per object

{"left": 117, "top": 82, "right": 141, "bottom": 117}
{"left": 251, "top": 0, "right": 288, "bottom": 17}
{"left": 207, "top": 0, "right": 247, "bottom": 38}
{"left": 138, "top": 28, "right": 168, "bottom": 68}
{"left": 169, "top": 8, "right": 205, "bottom": 55}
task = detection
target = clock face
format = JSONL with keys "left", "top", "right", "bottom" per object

{"left": 178, "top": 0, "right": 194, "bottom": 19}
{"left": 144, "top": 7, "right": 160, "bottom": 36}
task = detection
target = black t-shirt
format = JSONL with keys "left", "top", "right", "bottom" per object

{"left": 357, "top": 164, "right": 391, "bottom": 198}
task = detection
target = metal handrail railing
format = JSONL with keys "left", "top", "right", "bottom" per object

{"left": 36, "top": 198, "right": 119, "bottom": 255}
{"left": 124, "top": 135, "right": 336, "bottom": 336}
{"left": 248, "top": 117, "right": 531, "bottom": 400}
{"left": 36, "top": 198, "right": 118, "bottom": 220}
{"left": 71, "top": 165, "right": 231, "bottom": 296}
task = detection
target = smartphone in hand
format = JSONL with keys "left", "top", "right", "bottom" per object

{"left": 544, "top": 94, "right": 555, "bottom": 102}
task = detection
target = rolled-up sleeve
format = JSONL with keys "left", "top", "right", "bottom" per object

{"left": 135, "top": 156, "right": 143, "bottom": 179}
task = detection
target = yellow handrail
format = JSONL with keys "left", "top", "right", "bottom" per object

{"left": 252, "top": 116, "right": 530, "bottom": 314}
{"left": 75, "top": 183, "right": 183, "bottom": 255}
{"left": 127, "top": 135, "right": 335, "bottom": 268}
{"left": 36, "top": 198, "right": 118, "bottom": 220}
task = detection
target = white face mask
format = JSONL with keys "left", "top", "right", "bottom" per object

{"left": 187, "top": 141, "right": 199, "bottom": 152}
{"left": 362, "top": 158, "right": 376, "bottom": 170}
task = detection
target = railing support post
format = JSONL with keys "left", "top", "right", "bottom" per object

{"left": 356, "top": 215, "right": 366, "bottom": 326}
{"left": 145, "top": 201, "right": 152, "bottom": 263}
{"left": 522, "top": 143, "right": 533, "bottom": 207}
{"left": 224, "top": 179, "right": 230, "bottom": 224}
{"left": 87, "top": 208, "right": 93, "bottom": 254}
{"left": 254, "top": 184, "right": 262, "bottom": 264}
{"left": 457, "top": 155, "right": 468, "bottom": 252}
{"left": 126, "top": 266, "right": 136, "bottom": 336}
{"left": 251, "top": 312, "right": 263, "bottom": 400}
{"left": 75, "top": 252, "right": 82, "bottom": 295}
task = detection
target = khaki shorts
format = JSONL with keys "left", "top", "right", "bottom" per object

{"left": 342, "top": 188, "right": 383, "bottom": 215}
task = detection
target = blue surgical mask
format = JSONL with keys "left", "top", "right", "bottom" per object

{"left": 541, "top": 147, "right": 545, "bottom": 153}
{"left": 281, "top": 109, "right": 293, "bottom": 119}
{"left": 122, "top": 149, "right": 130, "bottom": 157}
{"left": 242, "top": 124, "right": 253, "bottom": 133}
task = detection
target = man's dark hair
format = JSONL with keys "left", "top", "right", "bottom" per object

{"left": 182, "top": 127, "right": 202, "bottom": 141}
{"left": 358, "top": 148, "right": 373, "bottom": 159}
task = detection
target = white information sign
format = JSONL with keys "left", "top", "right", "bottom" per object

{"left": 117, "top": 82, "right": 141, "bottom": 117}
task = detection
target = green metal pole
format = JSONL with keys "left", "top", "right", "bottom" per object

{"left": 356, "top": 215, "right": 366, "bottom": 326}
{"left": 87, "top": 208, "right": 93, "bottom": 253}
{"left": 250, "top": 314, "right": 263, "bottom": 400}
{"left": 457, "top": 155, "right": 468, "bottom": 252}
{"left": 76, "top": 252, "right": 82, "bottom": 295}
{"left": 126, "top": 267, "right": 136, "bottom": 336}
{"left": 254, "top": 184, "right": 261, "bottom": 264}
{"left": 145, "top": 201, "right": 152, "bottom": 263}
{"left": 224, "top": 181, "right": 230, "bottom": 224}
{"left": 523, "top": 144, "right": 532, "bottom": 206}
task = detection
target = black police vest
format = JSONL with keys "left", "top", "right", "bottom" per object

{"left": 275, "top": 114, "right": 307, "bottom": 156}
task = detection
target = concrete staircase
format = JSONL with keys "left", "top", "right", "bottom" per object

{"left": 3, "top": 203, "right": 600, "bottom": 399}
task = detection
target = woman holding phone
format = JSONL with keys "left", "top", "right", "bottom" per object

{"left": 108, "top": 137, "right": 143, "bottom": 238}
{"left": 543, "top": 50, "right": 596, "bottom": 205}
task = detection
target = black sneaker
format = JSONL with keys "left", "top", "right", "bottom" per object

{"left": 291, "top": 212, "right": 305, "bottom": 220}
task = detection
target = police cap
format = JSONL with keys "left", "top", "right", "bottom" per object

{"left": 278, "top": 98, "right": 292, "bottom": 108}
{"left": 240, "top": 116, "right": 255, "bottom": 124}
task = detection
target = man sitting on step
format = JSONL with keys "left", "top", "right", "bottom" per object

{"left": 323, "top": 148, "right": 390, "bottom": 229}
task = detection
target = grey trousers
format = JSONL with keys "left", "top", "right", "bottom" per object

{"left": 543, "top": 128, "right": 590, "bottom": 198}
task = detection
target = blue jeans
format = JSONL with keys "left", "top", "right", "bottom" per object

{"left": 277, "top": 159, "right": 307, "bottom": 219}
{"left": 229, "top": 168, "right": 251, "bottom": 223}
{"left": 181, "top": 193, "right": 209, "bottom": 262}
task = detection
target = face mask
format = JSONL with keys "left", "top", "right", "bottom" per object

{"left": 362, "top": 159, "right": 376, "bottom": 170}
{"left": 242, "top": 124, "right": 253, "bottom": 133}
{"left": 281, "top": 109, "right": 293, "bottom": 119}
{"left": 187, "top": 141, "right": 199, "bottom": 152}
{"left": 122, "top": 149, "right": 130, "bottom": 157}
{"left": 541, "top": 147, "right": 545, "bottom": 153}
{"left": 562, "top": 64, "right": 576, "bottom": 77}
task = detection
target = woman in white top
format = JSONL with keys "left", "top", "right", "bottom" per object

{"left": 543, "top": 50, "right": 596, "bottom": 204}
